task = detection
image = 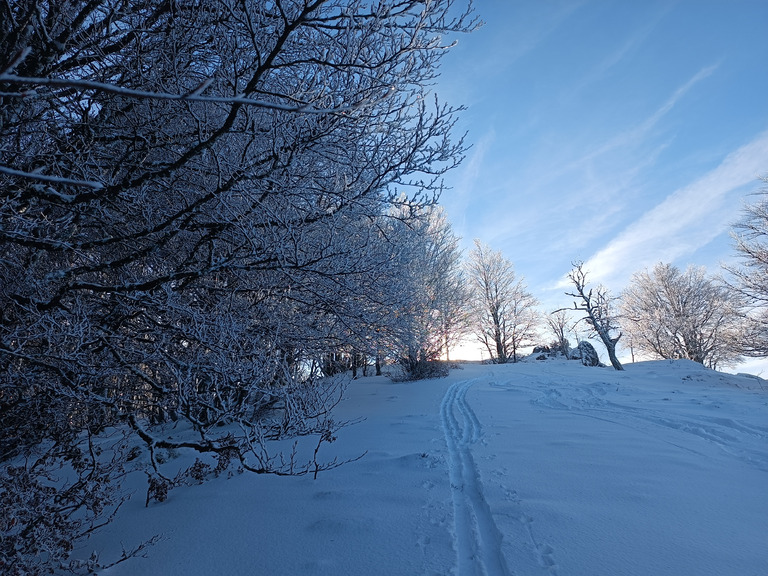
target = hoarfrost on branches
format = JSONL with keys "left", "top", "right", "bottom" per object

{"left": 621, "top": 263, "right": 744, "bottom": 369}
{"left": 467, "top": 241, "right": 539, "bottom": 364}
{"left": 561, "top": 261, "right": 624, "bottom": 371}
{"left": 0, "top": 1, "right": 476, "bottom": 572}
{"left": 727, "top": 177, "right": 768, "bottom": 357}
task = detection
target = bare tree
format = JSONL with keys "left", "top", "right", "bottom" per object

{"left": 563, "top": 261, "right": 623, "bottom": 370}
{"left": 546, "top": 309, "right": 576, "bottom": 357}
{"left": 727, "top": 178, "right": 768, "bottom": 356}
{"left": 0, "top": 1, "right": 476, "bottom": 572}
{"left": 621, "top": 263, "right": 743, "bottom": 369}
{"left": 467, "top": 241, "right": 539, "bottom": 363}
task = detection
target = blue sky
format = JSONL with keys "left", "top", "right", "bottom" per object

{"left": 434, "top": 1, "right": 768, "bottom": 367}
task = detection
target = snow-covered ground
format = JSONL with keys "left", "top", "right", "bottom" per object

{"left": 76, "top": 359, "right": 768, "bottom": 576}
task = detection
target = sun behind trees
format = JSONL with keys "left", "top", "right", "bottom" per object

{"left": 0, "top": 2, "right": 477, "bottom": 573}
{"left": 386, "top": 206, "right": 471, "bottom": 379}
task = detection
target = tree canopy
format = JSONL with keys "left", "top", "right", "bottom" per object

{"left": 620, "top": 263, "right": 743, "bottom": 369}
{"left": 0, "top": 1, "right": 475, "bottom": 572}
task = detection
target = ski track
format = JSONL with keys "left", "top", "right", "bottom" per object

{"left": 490, "top": 374, "right": 768, "bottom": 472}
{"left": 441, "top": 379, "right": 512, "bottom": 576}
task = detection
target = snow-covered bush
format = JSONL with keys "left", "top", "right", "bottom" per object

{"left": 393, "top": 357, "right": 450, "bottom": 381}
{"left": 0, "top": 431, "right": 133, "bottom": 575}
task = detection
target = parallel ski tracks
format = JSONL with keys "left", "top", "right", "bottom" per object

{"left": 440, "top": 379, "right": 511, "bottom": 576}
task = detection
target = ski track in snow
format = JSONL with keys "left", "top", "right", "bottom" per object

{"left": 441, "top": 378, "right": 512, "bottom": 576}
{"left": 490, "top": 371, "right": 768, "bottom": 472}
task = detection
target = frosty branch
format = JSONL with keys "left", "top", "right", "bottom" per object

{"left": 560, "top": 261, "right": 623, "bottom": 370}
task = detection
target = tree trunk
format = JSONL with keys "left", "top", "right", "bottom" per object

{"left": 495, "top": 328, "right": 506, "bottom": 364}
{"left": 603, "top": 337, "right": 624, "bottom": 371}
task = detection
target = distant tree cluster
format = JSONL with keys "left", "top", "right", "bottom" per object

{"left": 556, "top": 178, "right": 768, "bottom": 370}
{"left": 558, "top": 260, "right": 747, "bottom": 371}
{"left": 620, "top": 263, "right": 743, "bottom": 369}
{"left": 0, "top": 1, "right": 476, "bottom": 573}
{"left": 546, "top": 310, "right": 576, "bottom": 358}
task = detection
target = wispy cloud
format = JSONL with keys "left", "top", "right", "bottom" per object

{"left": 455, "top": 129, "right": 494, "bottom": 194}
{"left": 573, "top": 62, "right": 720, "bottom": 166}
{"left": 579, "top": 128, "right": 768, "bottom": 288}
{"left": 502, "top": 2, "right": 585, "bottom": 66}
{"left": 504, "top": 64, "right": 717, "bottom": 265}
{"left": 638, "top": 63, "right": 720, "bottom": 133}
{"left": 439, "top": 2, "right": 585, "bottom": 107}
{"left": 519, "top": 62, "right": 720, "bottom": 218}
{"left": 442, "top": 129, "right": 494, "bottom": 239}
{"left": 568, "top": 4, "right": 672, "bottom": 97}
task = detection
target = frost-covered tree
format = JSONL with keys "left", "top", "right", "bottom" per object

{"left": 426, "top": 211, "right": 473, "bottom": 363}
{"left": 0, "top": 1, "right": 475, "bottom": 572}
{"left": 467, "top": 241, "right": 539, "bottom": 363}
{"left": 727, "top": 179, "right": 768, "bottom": 357}
{"left": 563, "top": 261, "right": 623, "bottom": 370}
{"left": 384, "top": 206, "right": 470, "bottom": 378}
{"left": 621, "top": 263, "right": 743, "bottom": 369}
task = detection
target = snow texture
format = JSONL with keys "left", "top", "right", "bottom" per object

{"left": 74, "top": 359, "right": 768, "bottom": 575}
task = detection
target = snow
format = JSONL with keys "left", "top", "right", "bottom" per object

{"left": 74, "top": 359, "right": 768, "bottom": 575}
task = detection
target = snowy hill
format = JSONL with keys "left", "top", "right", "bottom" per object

{"left": 75, "top": 360, "right": 768, "bottom": 576}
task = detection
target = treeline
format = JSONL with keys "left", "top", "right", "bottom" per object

{"left": 456, "top": 182, "right": 768, "bottom": 373}
{"left": 0, "top": 1, "right": 478, "bottom": 573}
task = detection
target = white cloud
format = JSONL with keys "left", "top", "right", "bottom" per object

{"left": 580, "top": 129, "right": 768, "bottom": 288}
{"left": 519, "top": 63, "right": 719, "bottom": 218}
{"left": 443, "top": 129, "right": 495, "bottom": 240}
{"left": 573, "top": 62, "right": 720, "bottom": 166}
